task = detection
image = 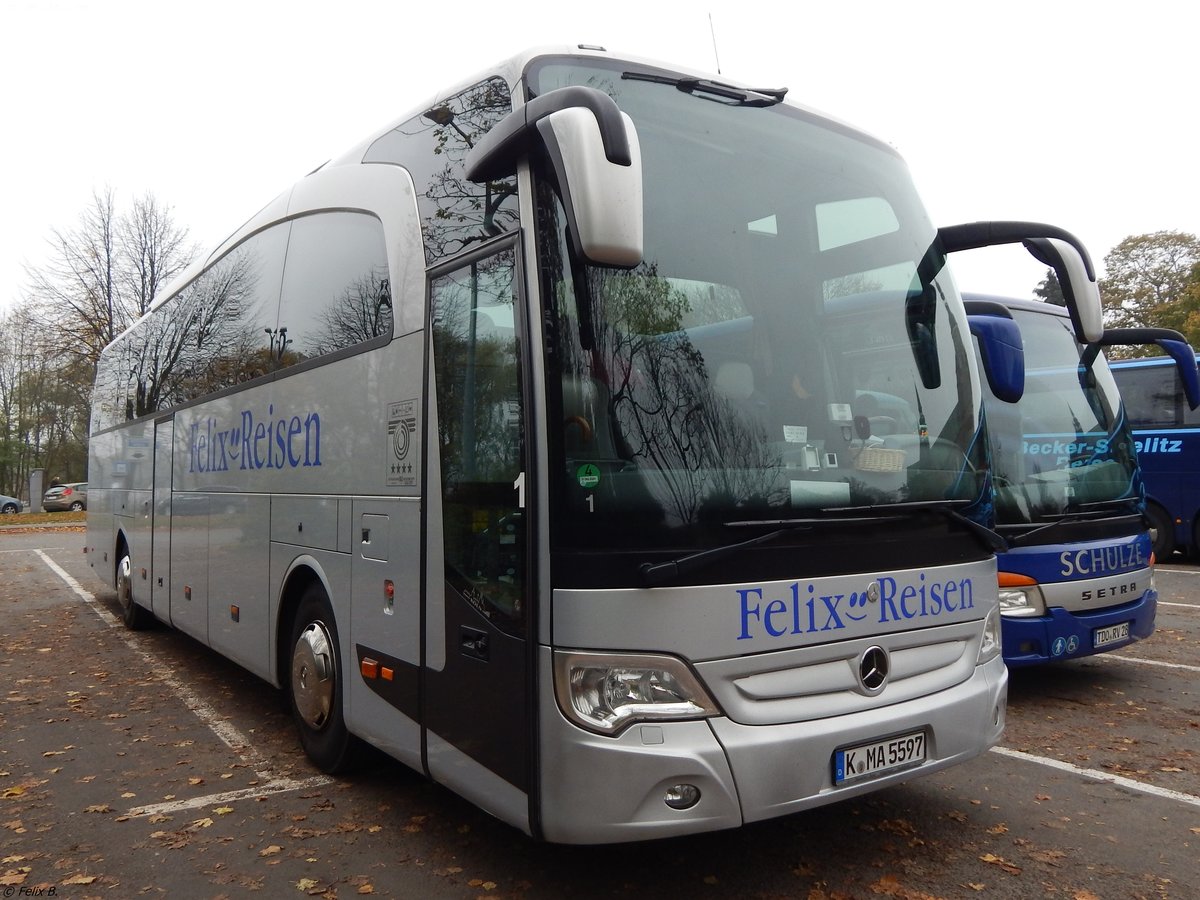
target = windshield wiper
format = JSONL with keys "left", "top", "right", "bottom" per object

{"left": 639, "top": 500, "right": 1004, "bottom": 587}
{"left": 621, "top": 71, "right": 787, "bottom": 107}
{"left": 1006, "top": 501, "right": 1142, "bottom": 548}
{"left": 639, "top": 520, "right": 814, "bottom": 587}
{"left": 822, "top": 500, "right": 1008, "bottom": 553}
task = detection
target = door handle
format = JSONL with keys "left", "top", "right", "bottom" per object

{"left": 460, "top": 626, "right": 489, "bottom": 661}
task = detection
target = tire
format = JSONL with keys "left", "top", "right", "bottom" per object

{"left": 1145, "top": 504, "right": 1175, "bottom": 560}
{"left": 1, "top": 503, "right": 17, "bottom": 514}
{"left": 69, "top": 500, "right": 84, "bottom": 512}
{"left": 116, "top": 548, "right": 153, "bottom": 630}
{"left": 288, "top": 584, "right": 361, "bottom": 773}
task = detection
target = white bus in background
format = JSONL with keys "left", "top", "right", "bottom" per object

{"left": 86, "top": 46, "right": 1101, "bottom": 843}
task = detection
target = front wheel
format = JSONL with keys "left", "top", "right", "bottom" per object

{"left": 288, "top": 584, "right": 361, "bottom": 773}
{"left": 116, "top": 549, "right": 152, "bottom": 629}
{"left": 1146, "top": 504, "right": 1175, "bottom": 560}
{"left": 0, "top": 502, "right": 18, "bottom": 514}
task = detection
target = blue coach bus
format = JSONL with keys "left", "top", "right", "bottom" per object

{"left": 1111, "top": 354, "right": 1200, "bottom": 559}
{"left": 964, "top": 295, "right": 1199, "bottom": 666}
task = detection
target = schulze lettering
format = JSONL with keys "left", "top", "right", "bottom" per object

{"left": 1059, "top": 540, "right": 1147, "bottom": 578}
{"left": 188, "top": 405, "right": 322, "bottom": 473}
{"left": 737, "top": 574, "right": 974, "bottom": 641}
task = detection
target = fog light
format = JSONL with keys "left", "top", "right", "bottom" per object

{"left": 664, "top": 784, "right": 701, "bottom": 810}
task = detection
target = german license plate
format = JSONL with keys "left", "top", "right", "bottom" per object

{"left": 1094, "top": 621, "right": 1130, "bottom": 649}
{"left": 834, "top": 731, "right": 926, "bottom": 785}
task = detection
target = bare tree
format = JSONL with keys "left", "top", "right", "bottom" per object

{"left": 25, "top": 189, "right": 122, "bottom": 364}
{"left": 119, "top": 193, "right": 195, "bottom": 319}
{"left": 25, "top": 189, "right": 195, "bottom": 370}
{"left": 14, "top": 190, "right": 197, "bottom": 483}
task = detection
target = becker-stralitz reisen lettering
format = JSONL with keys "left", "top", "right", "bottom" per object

{"left": 188, "top": 405, "right": 322, "bottom": 473}
{"left": 737, "top": 573, "right": 975, "bottom": 641}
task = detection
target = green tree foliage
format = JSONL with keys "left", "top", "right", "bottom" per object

{"left": 1100, "top": 231, "right": 1200, "bottom": 334}
{"left": 1179, "top": 261, "right": 1200, "bottom": 343}
{"left": 1033, "top": 268, "right": 1065, "bottom": 306}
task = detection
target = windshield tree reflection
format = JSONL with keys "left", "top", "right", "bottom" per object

{"left": 533, "top": 59, "right": 987, "bottom": 552}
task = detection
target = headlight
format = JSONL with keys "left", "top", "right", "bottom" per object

{"left": 998, "top": 588, "right": 1044, "bottom": 617}
{"left": 553, "top": 650, "right": 720, "bottom": 735}
{"left": 997, "top": 575, "right": 1046, "bottom": 618}
{"left": 978, "top": 606, "right": 1003, "bottom": 664}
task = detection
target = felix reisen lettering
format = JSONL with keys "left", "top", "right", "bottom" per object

{"left": 188, "top": 405, "right": 322, "bottom": 473}
{"left": 737, "top": 573, "right": 974, "bottom": 640}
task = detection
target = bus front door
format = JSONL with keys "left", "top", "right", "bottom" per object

{"left": 424, "top": 245, "right": 532, "bottom": 822}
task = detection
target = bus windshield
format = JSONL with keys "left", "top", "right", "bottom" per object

{"left": 989, "top": 307, "right": 1139, "bottom": 524}
{"left": 531, "top": 59, "right": 985, "bottom": 552}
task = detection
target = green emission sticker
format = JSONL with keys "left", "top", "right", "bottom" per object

{"left": 576, "top": 463, "right": 601, "bottom": 489}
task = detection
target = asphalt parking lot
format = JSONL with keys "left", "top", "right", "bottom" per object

{"left": 2, "top": 526, "right": 1198, "bottom": 898}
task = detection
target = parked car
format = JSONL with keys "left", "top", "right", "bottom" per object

{"left": 0, "top": 493, "right": 22, "bottom": 514}
{"left": 43, "top": 482, "right": 87, "bottom": 512}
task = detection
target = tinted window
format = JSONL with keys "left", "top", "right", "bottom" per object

{"left": 94, "top": 224, "right": 289, "bottom": 426}
{"left": 431, "top": 247, "right": 525, "bottom": 633}
{"left": 276, "top": 212, "right": 391, "bottom": 366}
{"left": 364, "top": 77, "right": 518, "bottom": 265}
{"left": 1114, "top": 364, "right": 1178, "bottom": 428}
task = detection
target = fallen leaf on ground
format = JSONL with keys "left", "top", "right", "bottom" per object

{"left": 980, "top": 853, "right": 1022, "bottom": 876}
{"left": 0, "top": 870, "right": 30, "bottom": 887}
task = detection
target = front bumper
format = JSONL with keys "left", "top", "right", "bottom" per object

{"left": 537, "top": 647, "right": 1007, "bottom": 843}
{"left": 1002, "top": 589, "right": 1157, "bottom": 668}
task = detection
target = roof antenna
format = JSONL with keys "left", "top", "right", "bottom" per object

{"left": 708, "top": 13, "right": 722, "bottom": 74}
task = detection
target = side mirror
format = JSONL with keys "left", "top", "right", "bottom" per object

{"left": 466, "top": 85, "right": 643, "bottom": 268}
{"left": 1023, "top": 237, "right": 1103, "bottom": 343}
{"left": 966, "top": 306, "right": 1026, "bottom": 403}
{"left": 939, "top": 222, "right": 1103, "bottom": 343}
{"left": 1158, "top": 338, "right": 1200, "bottom": 410}
{"left": 1095, "top": 327, "right": 1200, "bottom": 410}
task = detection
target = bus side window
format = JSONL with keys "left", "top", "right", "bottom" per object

{"left": 430, "top": 247, "right": 526, "bottom": 632}
{"left": 277, "top": 212, "right": 391, "bottom": 365}
{"left": 1117, "top": 365, "right": 1179, "bottom": 428}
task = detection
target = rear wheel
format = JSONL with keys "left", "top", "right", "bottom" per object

{"left": 116, "top": 547, "right": 152, "bottom": 629}
{"left": 69, "top": 500, "right": 84, "bottom": 512}
{"left": 288, "top": 584, "right": 361, "bottom": 773}
{"left": 1, "top": 502, "right": 17, "bottom": 514}
{"left": 1146, "top": 504, "right": 1175, "bottom": 560}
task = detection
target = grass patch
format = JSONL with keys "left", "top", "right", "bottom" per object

{"left": 0, "top": 510, "right": 86, "bottom": 527}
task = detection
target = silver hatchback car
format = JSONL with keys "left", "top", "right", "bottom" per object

{"left": 42, "top": 482, "right": 87, "bottom": 512}
{"left": 0, "top": 493, "right": 22, "bottom": 514}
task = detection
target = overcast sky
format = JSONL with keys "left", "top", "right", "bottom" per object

{"left": 4, "top": 1, "right": 1197, "bottom": 316}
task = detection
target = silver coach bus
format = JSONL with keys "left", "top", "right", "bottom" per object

{"left": 87, "top": 46, "right": 1101, "bottom": 842}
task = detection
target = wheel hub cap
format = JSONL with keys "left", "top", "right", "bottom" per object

{"left": 292, "top": 622, "right": 335, "bottom": 729}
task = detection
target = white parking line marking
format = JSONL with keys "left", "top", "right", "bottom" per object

{"left": 991, "top": 746, "right": 1200, "bottom": 809}
{"left": 1158, "top": 601, "right": 1197, "bottom": 609}
{"left": 128, "top": 776, "right": 333, "bottom": 818}
{"left": 33, "top": 550, "right": 332, "bottom": 815}
{"left": 0, "top": 545, "right": 66, "bottom": 553}
{"left": 1104, "top": 654, "right": 1200, "bottom": 674}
